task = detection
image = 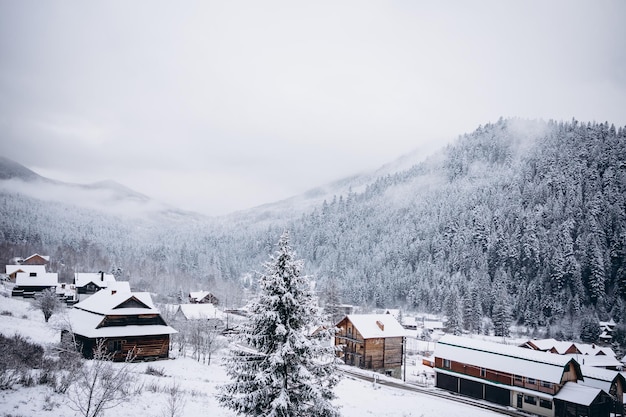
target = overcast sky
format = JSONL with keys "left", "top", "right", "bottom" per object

{"left": 1, "top": 1, "right": 625, "bottom": 216}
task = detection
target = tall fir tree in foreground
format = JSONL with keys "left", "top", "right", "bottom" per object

{"left": 218, "top": 231, "right": 341, "bottom": 417}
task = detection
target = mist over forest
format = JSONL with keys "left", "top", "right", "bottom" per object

{"left": 2, "top": 118, "right": 625, "bottom": 339}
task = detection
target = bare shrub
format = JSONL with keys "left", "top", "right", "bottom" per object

{"left": 162, "top": 380, "right": 186, "bottom": 417}
{"left": 67, "top": 340, "right": 138, "bottom": 417}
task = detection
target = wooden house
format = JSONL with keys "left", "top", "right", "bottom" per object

{"left": 334, "top": 314, "right": 407, "bottom": 378}
{"left": 20, "top": 254, "right": 50, "bottom": 265}
{"left": 5, "top": 264, "right": 46, "bottom": 283}
{"left": 13, "top": 271, "right": 59, "bottom": 297}
{"left": 66, "top": 288, "right": 177, "bottom": 361}
{"left": 74, "top": 272, "right": 117, "bottom": 295}
{"left": 174, "top": 303, "right": 225, "bottom": 331}
{"left": 189, "top": 290, "right": 219, "bottom": 305}
{"left": 434, "top": 335, "right": 617, "bottom": 417}
{"left": 521, "top": 338, "right": 622, "bottom": 370}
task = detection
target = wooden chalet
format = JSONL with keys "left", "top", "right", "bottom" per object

{"left": 12, "top": 271, "right": 59, "bottom": 297}
{"left": 434, "top": 335, "right": 618, "bottom": 417}
{"left": 74, "top": 272, "right": 117, "bottom": 294}
{"left": 19, "top": 253, "right": 50, "bottom": 265}
{"left": 174, "top": 303, "right": 225, "bottom": 330}
{"left": 189, "top": 290, "right": 219, "bottom": 305}
{"left": 521, "top": 338, "right": 622, "bottom": 370}
{"left": 5, "top": 264, "right": 46, "bottom": 283}
{"left": 335, "top": 314, "right": 407, "bottom": 378}
{"left": 66, "top": 288, "right": 177, "bottom": 361}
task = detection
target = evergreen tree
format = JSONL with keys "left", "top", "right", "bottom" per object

{"left": 218, "top": 231, "right": 340, "bottom": 417}
{"left": 579, "top": 315, "right": 601, "bottom": 343}
{"left": 444, "top": 287, "right": 463, "bottom": 335}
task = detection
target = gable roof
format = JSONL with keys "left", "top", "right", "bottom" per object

{"left": 74, "top": 288, "right": 156, "bottom": 315}
{"left": 68, "top": 307, "right": 177, "bottom": 338}
{"left": 6, "top": 264, "right": 46, "bottom": 275}
{"left": 554, "top": 381, "right": 605, "bottom": 406}
{"left": 15, "top": 272, "right": 58, "bottom": 286}
{"left": 68, "top": 289, "right": 177, "bottom": 338}
{"left": 177, "top": 303, "right": 224, "bottom": 320}
{"left": 579, "top": 364, "right": 625, "bottom": 392}
{"left": 436, "top": 335, "right": 579, "bottom": 384}
{"left": 22, "top": 254, "right": 50, "bottom": 263}
{"left": 74, "top": 272, "right": 116, "bottom": 288}
{"left": 189, "top": 290, "right": 215, "bottom": 302}
{"left": 342, "top": 314, "right": 408, "bottom": 338}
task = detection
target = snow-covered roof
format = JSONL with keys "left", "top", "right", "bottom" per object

{"left": 576, "top": 343, "right": 615, "bottom": 357}
{"left": 74, "top": 288, "right": 156, "bottom": 315}
{"left": 74, "top": 272, "right": 116, "bottom": 288}
{"left": 5, "top": 264, "right": 46, "bottom": 275}
{"left": 523, "top": 338, "right": 579, "bottom": 354}
{"left": 15, "top": 272, "right": 58, "bottom": 286}
{"left": 189, "top": 290, "right": 214, "bottom": 302}
{"left": 177, "top": 303, "right": 224, "bottom": 320}
{"left": 423, "top": 321, "right": 445, "bottom": 330}
{"left": 553, "top": 382, "right": 604, "bottom": 406}
{"left": 22, "top": 254, "right": 50, "bottom": 263}
{"left": 569, "top": 353, "right": 622, "bottom": 369}
{"left": 68, "top": 307, "right": 177, "bottom": 338}
{"left": 344, "top": 314, "right": 408, "bottom": 339}
{"left": 108, "top": 281, "right": 131, "bottom": 292}
{"left": 435, "top": 335, "right": 577, "bottom": 384}
{"left": 579, "top": 365, "right": 623, "bottom": 392}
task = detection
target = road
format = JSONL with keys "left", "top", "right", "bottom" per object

{"left": 340, "top": 368, "right": 534, "bottom": 417}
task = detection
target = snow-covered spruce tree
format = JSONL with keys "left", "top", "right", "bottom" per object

{"left": 218, "top": 231, "right": 341, "bottom": 417}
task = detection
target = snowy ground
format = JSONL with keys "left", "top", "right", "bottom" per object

{"left": 0, "top": 292, "right": 504, "bottom": 417}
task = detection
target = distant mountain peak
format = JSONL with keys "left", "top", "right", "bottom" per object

{"left": 0, "top": 156, "right": 43, "bottom": 181}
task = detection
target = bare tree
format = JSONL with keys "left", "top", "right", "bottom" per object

{"left": 161, "top": 379, "right": 186, "bottom": 417}
{"left": 33, "top": 287, "right": 61, "bottom": 322}
{"left": 67, "top": 340, "right": 138, "bottom": 417}
{"left": 188, "top": 318, "right": 226, "bottom": 365}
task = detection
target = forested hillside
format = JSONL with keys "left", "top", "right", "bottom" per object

{"left": 1, "top": 118, "right": 625, "bottom": 333}
{"left": 289, "top": 119, "right": 626, "bottom": 331}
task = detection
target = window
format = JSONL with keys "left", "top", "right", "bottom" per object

{"left": 514, "top": 374, "right": 523, "bottom": 383}
{"left": 527, "top": 378, "right": 536, "bottom": 385}
{"left": 480, "top": 368, "right": 486, "bottom": 377}
{"left": 108, "top": 340, "right": 123, "bottom": 352}
{"left": 443, "top": 359, "right": 451, "bottom": 369}
{"left": 524, "top": 395, "right": 537, "bottom": 405}
{"left": 539, "top": 399, "right": 553, "bottom": 409}
{"left": 541, "top": 380, "right": 552, "bottom": 389}
{"left": 29, "top": 272, "right": 37, "bottom": 277}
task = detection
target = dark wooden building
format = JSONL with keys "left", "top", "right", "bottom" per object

{"left": 434, "top": 335, "right": 619, "bottom": 417}
{"left": 335, "top": 314, "right": 407, "bottom": 378}
{"left": 67, "top": 288, "right": 177, "bottom": 361}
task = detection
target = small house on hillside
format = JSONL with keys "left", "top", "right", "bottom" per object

{"left": 19, "top": 254, "right": 50, "bottom": 265}
{"left": 434, "top": 335, "right": 618, "bottom": 417}
{"left": 175, "top": 304, "right": 225, "bottom": 330}
{"left": 189, "top": 290, "right": 219, "bottom": 305}
{"left": 335, "top": 314, "right": 407, "bottom": 378}
{"left": 13, "top": 271, "right": 59, "bottom": 297}
{"left": 74, "top": 272, "right": 117, "bottom": 295}
{"left": 66, "top": 288, "right": 177, "bottom": 361}
{"left": 5, "top": 264, "right": 46, "bottom": 283}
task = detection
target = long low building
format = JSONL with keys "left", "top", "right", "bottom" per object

{"left": 434, "top": 335, "right": 621, "bottom": 417}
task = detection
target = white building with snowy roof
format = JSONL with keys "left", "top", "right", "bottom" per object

{"left": 434, "top": 334, "right": 617, "bottom": 417}
{"left": 74, "top": 271, "right": 117, "bottom": 295}
{"left": 66, "top": 288, "right": 177, "bottom": 361}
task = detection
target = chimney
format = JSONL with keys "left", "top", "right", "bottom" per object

{"left": 100, "top": 271, "right": 104, "bottom": 281}
{"left": 111, "top": 290, "right": 117, "bottom": 295}
{"left": 376, "top": 320, "right": 384, "bottom": 331}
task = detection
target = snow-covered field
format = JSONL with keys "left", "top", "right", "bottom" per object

{"left": 0, "top": 293, "right": 503, "bottom": 417}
